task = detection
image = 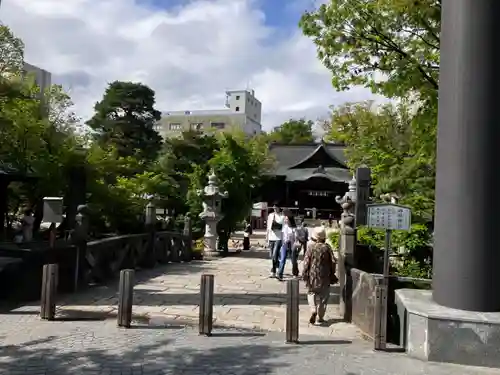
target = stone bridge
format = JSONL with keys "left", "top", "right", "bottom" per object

{"left": 0, "top": 230, "right": 497, "bottom": 374}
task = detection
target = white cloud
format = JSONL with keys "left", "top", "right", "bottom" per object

{"left": 1, "top": 0, "right": 378, "bottom": 130}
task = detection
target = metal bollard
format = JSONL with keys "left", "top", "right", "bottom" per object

{"left": 285, "top": 278, "right": 300, "bottom": 343}
{"left": 40, "top": 264, "right": 58, "bottom": 320}
{"left": 199, "top": 274, "right": 214, "bottom": 336}
{"left": 373, "top": 284, "right": 388, "bottom": 350}
{"left": 117, "top": 269, "right": 135, "bottom": 328}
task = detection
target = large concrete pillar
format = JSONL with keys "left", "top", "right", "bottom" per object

{"left": 433, "top": 0, "right": 500, "bottom": 311}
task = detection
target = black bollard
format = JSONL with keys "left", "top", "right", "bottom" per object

{"left": 117, "top": 269, "right": 135, "bottom": 328}
{"left": 40, "top": 264, "right": 58, "bottom": 320}
{"left": 373, "top": 284, "right": 388, "bottom": 350}
{"left": 199, "top": 274, "right": 214, "bottom": 336}
{"left": 285, "top": 278, "right": 300, "bottom": 344}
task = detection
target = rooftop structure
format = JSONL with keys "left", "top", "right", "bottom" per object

{"left": 157, "top": 89, "right": 263, "bottom": 137}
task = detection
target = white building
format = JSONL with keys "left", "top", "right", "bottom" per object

{"left": 158, "top": 89, "right": 263, "bottom": 137}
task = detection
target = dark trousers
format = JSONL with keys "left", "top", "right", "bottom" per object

{"left": 269, "top": 240, "right": 282, "bottom": 274}
{"left": 243, "top": 236, "right": 250, "bottom": 250}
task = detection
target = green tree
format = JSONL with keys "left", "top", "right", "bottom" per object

{"left": 86, "top": 81, "right": 163, "bottom": 162}
{"left": 0, "top": 25, "right": 24, "bottom": 76}
{"left": 327, "top": 101, "right": 435, "bottom": 220}
{"left": 268, "top": 118, "right": 315, "bottom": 144}
{"left": 187, "top": 131, "right": 271, "bottom": 251}
{"left": 299, "top": 0, "right": 440, "bottom": 106}
{"left": 161, "top": 130, "right": 219, "bottom": 216}
{"left": 301, "top": 0, "right": 440, "bottom": 220}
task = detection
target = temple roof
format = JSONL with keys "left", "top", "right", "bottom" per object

{"left": 268, "top": 142, "right": 351, "bottom": 183}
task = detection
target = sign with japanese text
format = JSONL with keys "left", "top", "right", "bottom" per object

{"left": 367, "top": 203, "right": 411, "bottom": 231}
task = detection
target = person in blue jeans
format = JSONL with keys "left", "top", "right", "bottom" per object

{"left": 277, "top": 214, "right": 298, "bottom": 281}
{"left": 266, "top": 204, "right": 283, "bottom": 278}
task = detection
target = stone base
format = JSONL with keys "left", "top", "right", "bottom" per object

{"left": 202, "top": 249, "right": 221, "bottom": 260}
{"left": 395, "top": 289, "right": 500, "bottom": 368}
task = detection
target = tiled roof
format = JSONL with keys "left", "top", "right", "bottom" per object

{"left": 268, "top": 142, "right": 347, "bottom": 170}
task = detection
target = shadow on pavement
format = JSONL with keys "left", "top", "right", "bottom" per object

{"left": 0, "top": 329, "right": 298, "bottom": 374}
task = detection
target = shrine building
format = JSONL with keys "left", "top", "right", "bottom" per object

{"left": 256, "top": 142, "right": 351, "bottom": 220}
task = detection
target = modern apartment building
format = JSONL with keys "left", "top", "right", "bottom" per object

{"left": 22, "top": 62, "right": 52, "bottom": 98}
{"left": 158, "top": 89, "right": 263, "bottom": 138}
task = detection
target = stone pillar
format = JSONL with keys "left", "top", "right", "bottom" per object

{"left": 73, "top": 204, "right": 89, "bottom": 291}
{"left": 433, "top": 0, "right": 500, "bottom": 312}
{"left": 142, "top": 201, "right": 156, "bottom": 268}
{"left": 336, "top": 176, "right": 357, "bottom": 321}
{"left": 355, "top": 167, "right": 371, "bottom": 226}
{"left": 183, "top": 213, "right": 193, "bottom": 261}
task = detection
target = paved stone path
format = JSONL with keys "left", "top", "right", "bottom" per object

{"left": 52, "top": 242, "right": 360, "bottom": 338}
{"left": 2, "top": 233, "right": 500, "bottom": 373}
{"left": 0, "top": 319, "right": 498, "bottom": 374}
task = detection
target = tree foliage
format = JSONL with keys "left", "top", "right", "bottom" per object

{"left": 299, "top": 0, "right": 440, "bottom": 106}
{"left": 302, "top": 0, "right": 440, "bottom": 221}
{"left": 86, "top": 81, "right": 163, "bottom": 162}
{"left": 327, "top": 101, "right": 435, "bottom": 220}
{"left": 0, "top": 25, "right": 271, "bottom": 242}
{"left": 267, "top": 118, "right": 315, "bottom": 144}
{"left": 0, "top": 25, "right": 24, "bottom": 76}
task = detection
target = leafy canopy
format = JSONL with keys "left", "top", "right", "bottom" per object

{"left": 86, "top": 81, "right": 163, "bottom": 162}
{"left": 327, "top": 101, "right": 435, "bottom": 220}
{"left": 267, "top": 118, "right": 315, "bottom": 144}
{"left": 299, "top": 0, "right": 440, "bottom": 104}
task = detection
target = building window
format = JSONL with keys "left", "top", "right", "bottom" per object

{"left": 235, "top": 106, "right": 240, "bottom": 112}
{"left": 236, "top": 95, "right": 240, "bottom": 100}
{"left": 169, "top": 123, "right": 182, "bottom": 131}
{"left": 211, "top": 122, "right": 225, "bottom": 129}
{"left": 153, "top": 123, "right": 162, "bottom": 132}
{"left": 190, "top": 123, "right": 203, "bottom": 131}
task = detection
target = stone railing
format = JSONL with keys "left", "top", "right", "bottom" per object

{"left": 0, "top": 230, "right": 192, "bottom": 304}
{"left": 84, "top": 231, "right": 192, "bottom": 284}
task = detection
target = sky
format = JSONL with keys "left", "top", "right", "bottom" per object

{"left": 0, "top": 0, "right": 378, "bottom": 131}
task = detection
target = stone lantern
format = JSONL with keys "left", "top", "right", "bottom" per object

{"left": 197, "top": 170, "right": 228, "bottom": 258}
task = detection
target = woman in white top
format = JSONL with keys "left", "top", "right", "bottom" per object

{"left": 266, "top": 204, "right": 283, "bottom": 278}
{"left": 277, "top": 213, "right": 298, "bottom": 281}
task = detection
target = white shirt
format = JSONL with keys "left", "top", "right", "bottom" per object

{"left": 282, "top": 224, "right": 295, "bottom": 244}
{"left": 266, "top": 212, "right": 283, "bottom": 242}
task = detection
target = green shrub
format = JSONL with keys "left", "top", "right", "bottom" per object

{"left": 336, "top": 223, "right": 432, "bottom": 279}
{"left": 328, "top": 230, "right": 340, "bottom": 249}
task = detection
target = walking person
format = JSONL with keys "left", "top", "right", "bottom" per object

{"left": 22, "top": 209, "right": 35, "bottom": 242}
{"left": 295, "top": 219, "right": 309, "bottom": 255}
{"left": 302, "top": 227, "right": 338, "bottom": 325}
{"left": 243, "top": 219, "right": 252, "bottom": 251}
{"left": 277, "top": 212, "right": 298, "bottom": 280}
{"left": 266, "top": 203, "right": 283, "bottom": 278}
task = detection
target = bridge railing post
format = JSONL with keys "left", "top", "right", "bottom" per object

{"left": 285, "top": 278, "right": 300, "bottom": 343}
{"left": 199, "top": 274, "right": 214, "bottom": 336}
{"left": 117, "top": 269, "right": 135, "bottom": 328}
{"left": 143, "top": 201, "right": 157, "bottom": 268}
{"left": 183, "top": 213, "right": 193, "bottom": 262}
{"left": 40, "top": 263, "right": 58, "bottom": 320}
{"left": 373, "top": 283, "right": 388, "bottom": 350}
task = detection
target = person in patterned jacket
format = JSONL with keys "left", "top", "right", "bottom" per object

{"left": 302, "top": 227, "right": 338, "bottom": 325}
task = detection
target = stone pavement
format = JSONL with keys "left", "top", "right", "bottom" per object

{"left": 0, "top": 319, "right": 499, "bottom": 374}
{"left": 2, "top": 238, "right": 500, "bottom": 373}
{"left": 48, "top": 244, "right": 361, "bottom": 339}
